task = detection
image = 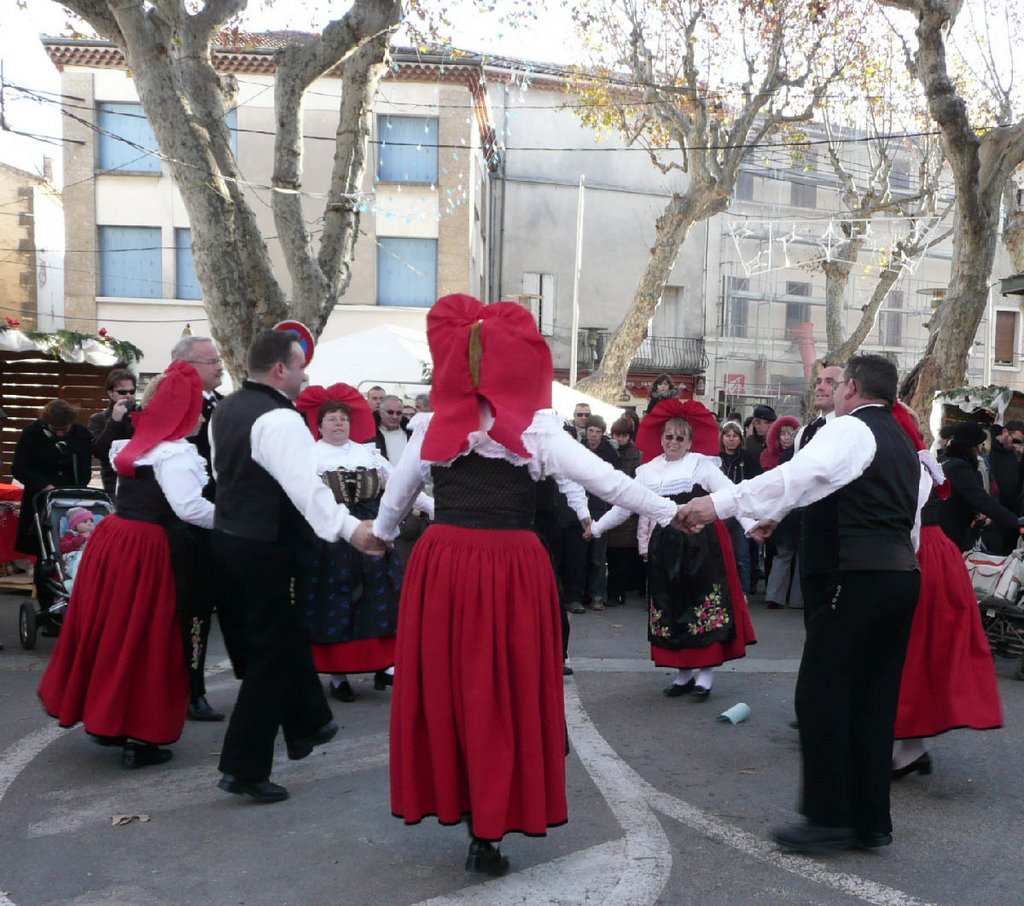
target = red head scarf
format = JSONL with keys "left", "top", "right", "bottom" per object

{"left": 636, "top": 399, "right": 719, "bottom": 463}
{"left": 893, "top": 400, "right": 950, "bottom": 499}
{"left": 295, "top": 383, "right": 376, "bottom": 443}
{"left": 113, "top": 361, "right": 203, "bottom": 478}
{"left": 892, "top": 401, "right": 925, "bottom": 452}
{"left": 422, "top": 294, "right": 553, "bottom": 462}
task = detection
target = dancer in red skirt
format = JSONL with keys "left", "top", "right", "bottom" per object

{"left": 890, "top": 404, "right": 1003, "bottom": 777}
{"left": 592, "top": 400, "right": 756, "bottom": 700}
{"left": 373, "top": 294, "right": 685, "bottom": 876}
{"left": 39, "top": 361, "right": 210, "bottom": 769}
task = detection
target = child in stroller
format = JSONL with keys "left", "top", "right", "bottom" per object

{"left": 18, "top": 488, "right": 115, "bottom": 650}
{"left": 59, "top": 506, "right": 96, "bottom": 591}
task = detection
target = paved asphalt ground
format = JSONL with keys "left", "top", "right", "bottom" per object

{"left": 0, "top": 589, "right": 1022, "bottom": 906}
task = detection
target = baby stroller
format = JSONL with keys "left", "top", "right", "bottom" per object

{"left": 19, "top": 487, "right": 115, "bottom": 650}
{"left": 963, "top": 537, "right": 1024, "bottom": 681}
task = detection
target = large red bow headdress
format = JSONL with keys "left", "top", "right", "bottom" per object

{"left": 295, "top": 383, "right": 376, "bottom": 442}
{"left": 113, "top": 360, "right": 203, "bottom": 478}
{"left": 422, "top": 294, "right": 553, "bottom": 462}
{"left": 636, "top": 398, "right": 719, "bottom": 463}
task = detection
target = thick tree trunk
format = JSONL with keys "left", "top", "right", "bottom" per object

{"left": 576, "top": 189, "right": 727, "bottom": 402}
{"left": 1003, "top": 180, "right": 1024, "bottom": 273}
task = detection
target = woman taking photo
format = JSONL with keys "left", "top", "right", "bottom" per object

{"left": 592, "top": 400, "right": 757, "bottom": 701}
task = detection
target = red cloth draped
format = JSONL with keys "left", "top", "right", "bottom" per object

{"left": 38, "top": 515, "right": 189, "bottom": 744}
{"left": 422, "top": 294, "right": 553, "bottom": 463}
{"left": 114, "top": 361, "right": 202, "bottom": 478}
{"left": 895, "top": 525, "right": 1003, "bottom": 738}
{"left": 295, "top": 383, "right": 376, "bottom": 442}
{"left": 390, "top": 524, "right": 567, "bottom": 840}
{"left": 637, "top": 399, "right": 719, "bottom": 462}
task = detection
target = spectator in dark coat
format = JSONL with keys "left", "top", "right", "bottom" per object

{"left": 581, "top": 415, "right": 620, "bottom": 610}
{"left": 939, "top": 421, "right": 1022, "bottom": 552}
{"left": 744, "top": 404, "right": 776, "bottom": 458}
{"left": 644, "top": 373, "right": 678, "bottom": 416}
{"left": 606, "top": 416, "right": 644, "bottom": 606}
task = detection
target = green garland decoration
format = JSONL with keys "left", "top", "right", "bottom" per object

{"left": 0, "top": 321, "right": 143, "bottom": 365}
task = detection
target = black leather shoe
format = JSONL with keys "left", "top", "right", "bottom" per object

{"left": 772, "top": 822, "right": 858, "bottom": 854}
{"left": 330, "top": 680, "right": 357, "bottom": 702}
{"left": 218, "top": 774, "right": 289, "bottom": 803}
{"left": 663, "top": 679, "right": 695, "bottom": 697}
{"left": 891, "top": 751, "right": 932, "bottom": 779}
{"left": 563, "top": 662, "right": 574, "bottom": 676}
{"left": 859, "top": 831, "right": 893, "bottom": 849}
{"left": 286, "top": 719, "right": 339, "bottom": 761}
{"left": 465, "top": 839, "right": 510, "bottom": 876}
{"left": 691, "top": 685, "right": 711, "bottom": 701}
{"left": 122, "top": 743, "right": 173, "bottom": 769}
{"left": 188, "top": 695, "right": 225, "bottom": 722}
{"left": 373, "top": 670, "right": 393, "bottom": 691}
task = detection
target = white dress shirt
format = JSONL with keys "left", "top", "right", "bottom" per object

{"left": 372, "top": 409, "right": 677, "bottom": 542}
{"left": 709, "top": 405, "right": 928, "bottom": 551}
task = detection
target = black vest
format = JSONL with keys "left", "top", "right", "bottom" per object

{"left": 212, "top": 380, "right": 302, "bottom": 543}
{"left": 801, "top": 406, "right": 919, "bottom": 575}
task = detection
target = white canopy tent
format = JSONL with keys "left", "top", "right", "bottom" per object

{"left": 306, "top": 324, "right": 432, "bottom": 398}
{"left": 307, "top": 324, "right": 626, "bottom": 425}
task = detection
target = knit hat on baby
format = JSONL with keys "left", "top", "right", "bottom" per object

{"left": 67, "top": 507, "right": 93, "bottom": 532}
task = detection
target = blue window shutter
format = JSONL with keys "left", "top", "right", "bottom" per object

{"left": 377, "top": 238, "right": 438, "bottom": 307}
{"left": 99, "top": 226, "right": 163, "bottom": 298}
{"left": 97, "top": 103, "right": 161, "bottom": 173}
{"left": 175, "top": 228, "right": 202, "bottom": 300}
{"left": 377, "top": 116, "right": 439, "bottom": 183}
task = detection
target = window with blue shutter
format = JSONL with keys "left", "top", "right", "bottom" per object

{"left": 175, "top": 228, "right": 201, "bottom": 300}
{"left": 377, "top": 116, "right": 439, "bottom": 183}
{"left": 377, "top": 238, "right": 437, "bottom": 307}
{"left": 98, "top": 103, "right": 161, "bottom": 173}
{"left": 99, "top": 226, "right": 163, "bottom": 298}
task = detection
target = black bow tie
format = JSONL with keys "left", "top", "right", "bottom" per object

{"left": 801, "top": 416, "right": 826, "bottom": 447}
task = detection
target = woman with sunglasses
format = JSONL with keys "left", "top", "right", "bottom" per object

{"left": 592, "top": 399, "right": 757, "bottom": 701}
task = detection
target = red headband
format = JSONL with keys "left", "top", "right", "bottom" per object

{"left": 636, "top": 399, "right": 719, "bottom": 462}
{"left": 113, "top": 361, "right": 203, "bottom": 478}
{"left": 295, "top": 383, "right": 376, "bottom": 443}
{"left": 422, "top": 294, "right": 553, "bottom": 462}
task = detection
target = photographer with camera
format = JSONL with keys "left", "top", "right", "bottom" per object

{"left": 89, "top": 368, "right": 138, "bottom": 496}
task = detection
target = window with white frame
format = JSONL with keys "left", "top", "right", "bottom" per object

{"left": 98, "top": 226, "right": 162, "bottom": 298}
{"left": 879, "top": 290, "right": 904, "bottom": 348}
{"left": 377, "top": 116, "right": 439, "bottom": 183}
{"left": 727, "top": 276, "right": 750, "bottom": 338}
{"left": 735, "top": 171, "right": 754, "bottom": 201}
{"left": 377, "top": 237, "right": 437, "bottom": 307}
{"left": 98, "top": 102, "right": 161, "bottom": 173}
{"left": 521, "top": 272, "right": 555, "bottom": 336}
{"left": 994, "top": 310, "right": 1019, "bottom": 366}
{"left": 175, "top": 228, "right": 201, "bottom": 300}
{"left": 784, "top": 281, "right": 812, "bottom": 330}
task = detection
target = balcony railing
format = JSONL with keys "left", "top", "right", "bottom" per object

{"left": 576, "top": 329, "right": 708, "bottom": 374}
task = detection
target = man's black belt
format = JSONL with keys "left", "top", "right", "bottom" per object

{"left": 433, "top": 509, "right": 534, "bottom": 530}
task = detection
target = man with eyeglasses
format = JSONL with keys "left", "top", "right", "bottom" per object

{"left": 88, "top": 368, "right": 138, "bottom": 496}
{"left": 169, "top": 335, "right": 228, "bottom": 721}
{"left": 374, "top": 394, "right": 411, "bottom": 465}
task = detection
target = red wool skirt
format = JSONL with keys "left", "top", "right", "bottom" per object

{"left": 895, "top": 525, "right": 1003, "bottom": 738}
{"left": 311, "top": 636, "right": 395, "bottom": 674}
{"left": 38, "top": 515, "right": 189, "bottom": 745}
{"left": 390, "top": 524, "right": 567, "bottom": 841}
{"left": 652, "top": 520, "right": 757, "bottom": 669}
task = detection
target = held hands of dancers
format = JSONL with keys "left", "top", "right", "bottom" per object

{"left": 747, "top": 519, "right": 777, "bottom": 543}
{"left": 581, "top": 516, "right": 593, "bottom": 541}
{"left": 673, "top": 497, "right": 718, "bottom": 533}
{"left": 351, "top": 520, "right": 387, "bottom": 557}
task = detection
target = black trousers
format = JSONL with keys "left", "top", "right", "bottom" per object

{"left": 213, "top": 531, "right": 332, "bottom": 782}
{"left": 796, "top": 569, "right": 919, "bottom": 836}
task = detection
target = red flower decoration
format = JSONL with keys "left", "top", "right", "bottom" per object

{"left": 98, "top": 327, "right": 109, "bottom": 337}
{"left": 5, "top": 317, "right": 20, "bottom": 328}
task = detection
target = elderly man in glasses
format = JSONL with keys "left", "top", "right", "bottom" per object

{"left": 88, "top": 368, "right": 138, "bottom": 496}
{"left": 373, "top": 394, "right": 412, "bottom": 466}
